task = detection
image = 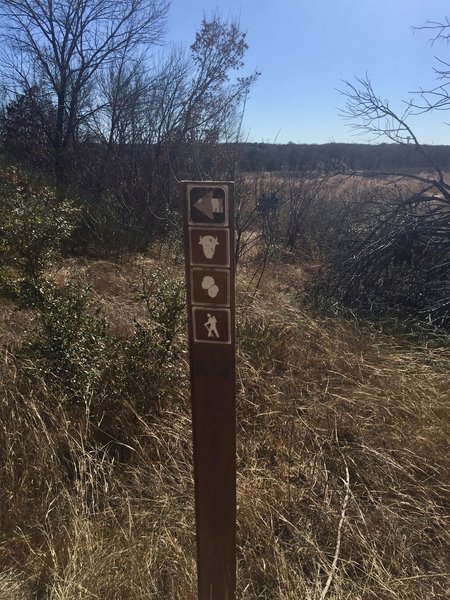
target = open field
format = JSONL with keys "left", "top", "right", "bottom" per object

{"left": 1, "top": 2, "right": 450, "bottom": 595}
{"left": 1, "top": 251, "right": 449, "bottom": 599}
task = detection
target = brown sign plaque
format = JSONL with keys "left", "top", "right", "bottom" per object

{"left": 181, "top": 181, "right": 236, "bottom": 600}
{"left": 192, "top": 307, "right": 231, "bottom": 343}
{"left": 189, "top": 227, "right": 230, "bottom": 267}
{"left": 188, "top": 184, "right": 229, "bottom": 226}
{"left": 191, "top": 269, "right": 230, "bottom": 307}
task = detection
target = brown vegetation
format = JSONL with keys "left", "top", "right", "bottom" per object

{"left": 1, "top": 6, "right": 450, "bottom": 597}
{"left": 1, "top": 252, "right": 449, "bottom": 599}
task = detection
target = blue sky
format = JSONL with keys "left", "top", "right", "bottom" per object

{"left": 168, "top": 0, "right": 450, "bottom": 144}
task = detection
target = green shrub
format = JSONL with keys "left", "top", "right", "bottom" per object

{"left": 121, "top": 265, "right": 186, "bottom": 405}
{"left": 136, "top": 265, "right": 185, "bottom": 364}
{"left": 0, "top": 166, "right": 79, "bottom": 302}
{"left": 25, "top": 281, "right": 107, "bottom": 404}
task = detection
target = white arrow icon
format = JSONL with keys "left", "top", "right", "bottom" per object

{"left": 193, "top": 190, "right": 224, "bottom": 220}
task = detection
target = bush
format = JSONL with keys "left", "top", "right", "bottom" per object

{"left": 25, "top": 281, "right": 107, "bottom": 404}
{"left": 310, "top": 180, "right": 450, "bottom": 330}
{"left": 0, "top": 166, "right": 79, "bottom": 302}
{"left": 121, "top": 264, "right": 186, "bottom": 406}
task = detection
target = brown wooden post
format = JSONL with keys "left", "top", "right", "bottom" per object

{"left": 181, "top": 181, "right": 236, "bottom": 600}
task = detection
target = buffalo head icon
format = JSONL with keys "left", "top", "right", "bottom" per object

{"left": 199, "top": 234, "right": 219, "bottom": 259}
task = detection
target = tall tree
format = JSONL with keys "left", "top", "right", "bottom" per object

{"left": 149, "top": 16, "right": 259, "bottom": 152}
{"left": 0, "top": 0, "right": 169, "bottom": 196}
{"left": 84, "top": 15, "right": 259, "bottom": 161}
{"left": 75, "top": 14, "right": 260, "bottom": 251}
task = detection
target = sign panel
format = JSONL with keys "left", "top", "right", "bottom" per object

{"left": 189, "top": 228, "right": 230, "bottom": 267}
{"left": 191, "top": 269, "right": 230, "bottom": 307}
{"left": 181, "top": 181, "right": 236, "bottom": 600}
{"left": 192, "top": 307, "right": 231, "bottom": 344}
{"left": 188, "top": 185, "right": 228, "bottom": 225}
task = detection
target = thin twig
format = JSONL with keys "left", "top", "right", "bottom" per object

{"left": 319, "top": 460, "right": 350, "bottom": 600}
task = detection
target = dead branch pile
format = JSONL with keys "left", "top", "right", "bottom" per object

{"left": 313, "top": 180, "right": 450, "bottom": 329}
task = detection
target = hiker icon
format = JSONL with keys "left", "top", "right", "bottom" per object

{"left": 204, "top": 313, "right": 219, "bottom": 338}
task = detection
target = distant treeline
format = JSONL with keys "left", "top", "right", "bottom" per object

{"left": 234, "top": 142, "right": 450, "bottom": 172}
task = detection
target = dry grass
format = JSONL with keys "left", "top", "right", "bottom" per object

{"left": 1, "top": 253, "right": 449, "bottom": 598}
{"left": 235, "top": 274, "right": 449, "bottom": 599}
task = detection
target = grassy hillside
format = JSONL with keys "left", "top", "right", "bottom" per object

{"left": 1, "top": 251, "right": 449, "bottom": 599}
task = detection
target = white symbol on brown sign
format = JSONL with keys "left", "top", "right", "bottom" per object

{"left": 201, "top": 275, "right": 219, "bottom": 298}
{"left": 192, "top": 307, "right": 231, "bottom": 344}
{"left": 204, "top": 313, "right": 219, "bottom": 338}
{"left": 199, "top": 234, "right": 219, "bottom": 259}
{"left": 191, "top": 268, "right": 230, "bottom": 307}
{"left": 189, "top": 229, "right": 229, "bottom": 267}
{"left": 193, "top": 191, "right": 224, "bottom": 220}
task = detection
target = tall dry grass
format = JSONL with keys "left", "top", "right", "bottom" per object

{"left": 0, "top": 253, "right": 449, "bottom": 599}
{"left": 236, "top": 271, "right": 449, "bottom": 599}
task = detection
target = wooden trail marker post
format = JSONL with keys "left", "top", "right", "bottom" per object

{"left": 181, "top": 181, "right": 236, "bottom": 600}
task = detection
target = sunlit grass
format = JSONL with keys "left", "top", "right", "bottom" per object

{"left": 0, "top": 252, "right": 448, "bottom": 599}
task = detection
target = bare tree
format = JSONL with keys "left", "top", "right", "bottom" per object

{"left": 78, "top": 14, "right": 258, "bottom": 165}
{"left": 340, "top": 75, "right": 450, "bottom": 196}
{"left": 148, "top": 16, "right": 259, "bottom": 153}
{"left": 0, "top": 0, "right": 169, "bottom": 196}
{"left": 324, "top": 19, "right": 450, "bottom": 328}
{"left": 141, "top": 15, "right": 259, "bottom": 223}
{"left": 95, "top": 56, "right": 150, "bottom": 160}
{"left": 413, "top": 18, "right": 450, "bottom": 113}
